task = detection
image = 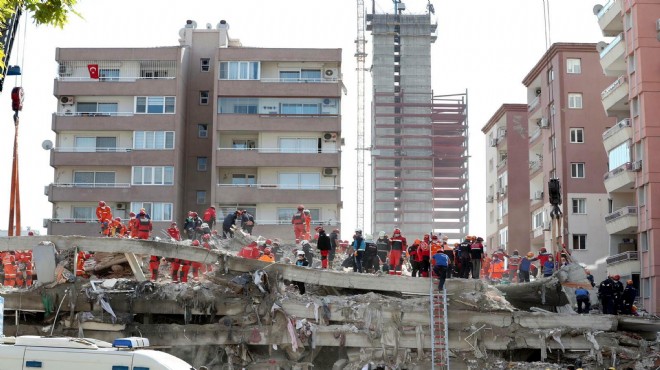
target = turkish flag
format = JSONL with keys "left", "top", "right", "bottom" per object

{"left": 87, "top": 64, "right": 99, "bottom": 79}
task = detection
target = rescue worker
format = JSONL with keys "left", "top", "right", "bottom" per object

{"left": 575, "top": 286, "right": 591, "bottom": 314}
{"left": 111, "top": 217, "right": 127, "bottom": 237}
{"left": 202, "top": 205, "right": 217, "bottom": 230}
{"left": 612, "top": 274, "right": 624, "bottom": 314}
{"left": 470, "top": 237, "right": 485, "bottom": 279}
{"left": 303, "top": 209, "right": 312, "bottom": 240}
{"left": 316, "top": 226, "right": 331, "bottom": 269}
{"left": 489, "top": 255, "right": 505, "bottom": 281}
{"left": 364, "top": 239, "right": 379, "bottom": 273}
{"left": 258, "top": 248, "right": 275, "bottom": 263}
{"left": 432, "top": 248, "right": 449, "bottom": 290}
{"left": 96, "top": 201, "right": 113, "bottom": 236}
{"left": 190, "top": 240, "right": 204, "bottom": 280}
{"left": 136, "top": 209, "right": 152, "bottom": 240}
{"left": 598, "top": 275, "right": 616, "bottom": 315}
{"left": 537, "top": 247, "right": 551, "bottom": 271}
{"left": 222, "top": 210, "right": 241, "bottom": 239}
{"left": 183, "top": 211, "right": 196, "bottom": 240}
{"left": 328, "top": 228, "right": 339, "bottom": 268}
{"left": 294, "top": 250, "right": 309, "bottom": 294}
{"left": 442, "top": 242, "right": 456, "bottom": 279}
{"left": 74, "top": 251, "right": 89, "bottom": 278}
{"left": 300, "top": 239, "right": 314, "bottom": 266}
{"left": 542, "top": 256, "right": 555, "bottom": 277}
{"left": 352, "top": 229, "right": 366, "bottom": 273}
{"left": 271, "top": 241, "right": 283, "bottom": 262}
{"left": 179, "top": 258, "right": 191, "bottom": 283}
{"left": 3, "top": 251, "right": 16, "bottom": 287}
{"left": 518, "top": 252, "right": 538, "bottom": 283}
{"left": 19, "top": 250, "right": 33, "bottom": 286}
{"left": 291, "top": 205, "right": 306, "bottom": 242}
{"left": 407, "top": 239, "right": 421, "bottom": 277}
{"left": 429, "top": 234, "right": 442, "bottom": 256}
{"left": 167, "top": 222, "right": 181, "bottom": 241}
{"left": 585, "top": 269, "right": 595, "bottom": 287}
{"left": 127, "top": 212, "right": 139, "bottom": 238}
{"left": 15, "top": 250, "right": 28, "bottom": 287}
{"left": 189, "top": 212, "right": 204, "bottom": 240}
{"left": 457, "top": 236, "right": 472, "bottom": 279}
{"left": 507, "top": 250, "right": 522, "bottom": 283}
{"left": 621, "top": 280, "right": 638, "bottom": 315}
{"left": 241, "top": 209, "right": 255, "bottom": 234}
{"left": 375, "top": 232, "right": 390, "bottom": 273}
{"left": 418, "top": 238, "right": 431, "bottom": 277}
{"left": 237, "top": 241, "right": 261, "bottom": 259}
{"left": 389, "top": 228, "right": 407, "bottom": 275}
{"left": 169, "top": 256, "right": 181, "bottom": 283}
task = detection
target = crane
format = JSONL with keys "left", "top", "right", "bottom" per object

{"left": 355, "top": 0, "right": 367, "bottom": 231}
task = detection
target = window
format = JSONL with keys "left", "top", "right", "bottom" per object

{"left": 279, "top": 138, "right": 318, "bottom": 153}
{"left": 632, "top": 97, "right": 639, "bottom": 117}
{"left": 219, "top": 205, "right": 257, "bottom": 219}
{"left": 532, "top": 210, "right": 545, "bottom": 229}
{"left": 568, "top": 93, "right": 583, "bottom": 109}
{"left": 638, "top": 185, "right": 646, "bottom": 206}
{"left": 132, "top": 166, "right": 174, "bottom": 185}
{"left": 200, "top": 58, "right": 210, "bottom": 72}
{"left": 628, "top": 53, "right": 636, "bottom": 74}
{"left": 570, "top": 128, "right": 584, "bottom": 143}
{"left": 198, "top": 124, "right": 208, "bottom": 138}
{"left": 567, "top": 58, "right": 581, "bottom": 74}
{"left": 133, "top": 131, "right": 175, "bottom": 150}
{"left": 196, "top": 191, "right": 206, "bottom": 204}
{"left": 608, "top": 141, "right": 631, "bottom": 170}
{"left": 140, "top": 69, "right": 169, "bottom": 79}
{"left": 278, "top": 69, "right": 322, "bottom": 82}
{"left": 499, "top": 227, "right": 508, "bottom": 248}
{"left": 219, "top": 61, "right": 260, "bottom": 80}
{"left": 73, "top": 206, "right": 94, "bottom": 220}
{"left": 640, "top": 231, "right": 648, "bottom": 252}
{"left": 130, "top": 202, "right": 173, "bottom": 221}
{"left": 99, "top": 68, "right": 120, "bottom": 81}
{"left": 278, "top": 173, "right": 321, "bottom": 189}
{"left": 200, "top": 91, "right": 209, "bottom": 105}
{"left": 641, "top": 278, "right": 650, "bottom": 298}
{"left": 231, "top": 174, "right": 256, "bottom": 186}
{"left": 624, "top": 12, "right": 633, "bottom": 30}
{"left": 572, "top": 198, "right": 586, "bottom": 214}
{"left": 74, "top": 137, "right": 117, "bottom": 152}
{"left": 135, "top": 96, "right": 175, "bottom": 114}
{"left": 571, "top": 163, "right": 585, "bottom": 178}
{"left": 73, "top": 171, "right": 115, "bottom": 187}
{"left": 232, "top": 139, "right": 256, "bottom": 150}
{"left": 572, "top": 234, "right": 587, "bottom": 250}
{"left": 547, "top": 68, "right": 554, "bottom": 84}
{"left": 76, "top": 102, "right": 118, "bottom": 115}
{"left": 278, "top": 207, "right": 320, "bottom": 224}
{"left": 197, "top": 157, "right": 208, "bottom": 171}
{"left": 281, "top": 103, "right": 320, "bottom": 115}
{"left": 218, "top": 98, "right": 258, "bottom": 114}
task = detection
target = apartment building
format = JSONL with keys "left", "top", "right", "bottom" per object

{"left": 593, "top": 0, "right": 660, "bottom": 313}
{"left": 46, "top": 20, "right": 342, "bottom": 241}
{"left": 522, "top": 43, "right": 616, "bottom": 281}
{"left": 482, "top": 104, "right": 530, "bottom": 254}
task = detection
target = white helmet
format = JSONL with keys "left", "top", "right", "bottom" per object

{"left": 300, "top": 240, "right": 309, "bottom": 246}
{"left": 378, "top": 231, "right": 386, "bottom": 238}
{"left": 355, "top": 228, "right": 362, "bottom": 234}
{"left": 297, "top": 250, "right": 305, "bottom": 256}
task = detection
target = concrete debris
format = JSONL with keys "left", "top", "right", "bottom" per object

{"left": 1, "top": 234, "right": 660, "bottom": 369}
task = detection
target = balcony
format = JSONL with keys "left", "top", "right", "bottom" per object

{"left": 52, "top": 112, "right": 175, "bottom": 132}
{"left": 599, "top": 34, "right": 626, "bottom": 76}
{"left": 54, "top": 78, "right": 177, "bottom": 97}
{"left": 605, "top": 206, "right": 638, "bottom": 234}
{"left": 217, "top": 114, "right": 340, "bottom": 133}
{"left": 215, "top": 184, "right": 341, "bottom": 204}
{"left": 528, "top": 95, "right": 540, "bottom": 112}
{"left": 605, "top": 251, "right": 640, "bottom": 277}
{"left": 601, "top": 75, "right": 628, "bottom": 117}
{"left": 529, "top": 127, "right": 542, "bottom": 144}
{"left": 215, "top": 148, "right": 340, "bottom": 168}
{"left": 529, "top": 160, "right": 542, "bottom": 177}
{"left": 497, "top": 158, "right": 507, "bottom": 171}
{"left": 603, "top": 162, "right": 636, "bottom": 193}
{"left": 602, "top": 118, "right": 632, "bottom": 152}
{"left": 595, "top": 0, "right": 623, "bottom": 37}
{"left": 217, "top": 79, "right": 341, "bottom": 98}
{"left": 50, "top": 148, "right": 175, "bottom": 167}
{"left": 47, "top": 183, "right": 175, "bottom": 202}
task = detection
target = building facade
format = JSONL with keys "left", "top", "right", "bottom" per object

{"left": 593, "top": 0, "right": 660, "bottom": 313}
{"left": 368, "top": 10, "right": 468, "bottom": 239}
{"left": 46, "top": 21, "right": 342, "bottom": 241}
{"left": 522, "top": 43, "right": 616, "bottom": 281}
{"left": 482, "top": 104, "right": 530, "bottom": 255}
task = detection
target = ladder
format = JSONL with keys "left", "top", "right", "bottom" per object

{"left": 430, "top": 277, "right": 449, "bottom": 369}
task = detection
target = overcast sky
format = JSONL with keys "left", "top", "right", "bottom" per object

{"left": 0, "top": 0, "right": 607, "bottom": 237}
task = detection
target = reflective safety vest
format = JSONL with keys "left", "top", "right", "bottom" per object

{"left": 292, "top": 213, "right": 304, "bottom": 225}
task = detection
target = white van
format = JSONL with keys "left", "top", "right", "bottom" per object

{"left": 0, "top": 336, "right": 195, "bottom": 370}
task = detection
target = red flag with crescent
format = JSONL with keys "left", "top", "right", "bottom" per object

{"left": 87, "top": 64, "right": 99, "bottom": 79}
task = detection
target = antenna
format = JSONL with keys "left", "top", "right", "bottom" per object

{"left": 42, "top": 140, "right": 53, "bottom": 150}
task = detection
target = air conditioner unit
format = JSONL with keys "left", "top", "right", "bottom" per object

{"left": 323, "top": 132, "right": 338, "bottom": 141}
{"left": 60, "top": 96, "right": 75, "bottom": 105}
{"left": 497, "top": 128, "right": 507, "bottom": 138}
{"left": 543, "top": 221, "right": 551, "bottom": 231}
{"left": 534, "top": 190, "right": 544, "bottom": 200}
{"left": 539, "top": 118, "right": 549, "bottom": 128}
{"left": 489, "top": 138, "right": 499, "bottom": 147}
{"left": 116, "top": 203, "right": 126, "bottom": 210}
{"left": 631, "top": 160, "right": 642, "bottom": 172}
{"left": 323, "top": 167, "right": 338, "bottom": 176}
{"left": 322, "top": 98, "right": 337, "bottom": 107}
{"left": 58, "top": 64, "right": 72, "bottom": 76}
{"left": 323, "top": 68, "right": 338, "bottom": 79}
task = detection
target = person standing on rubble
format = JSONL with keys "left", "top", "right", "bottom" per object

{"left": 418, "top": 238, "right": 431, "bottom": 277}
{"left": 407, "top": 239, "right": 421, "bottom": 277}
{"left": 518, "top": 252, "right": 538, "bottom": 283}
{"left": 506, "top": 250, "right": 522, "bottom": 283}
{"left": 222, "top": 210, "right": 242, "bottom": 239}
{"left": 271, "top": 240, "right": 283, "bottom": 262}
{"left": 316, "top": 226, "right": 331, "bottom": 269}
{"left": 389, "top": 228, "right": 407, "bottom": 275}
{"left": 621, "top": 280, "right": 638, "bottom": 315}
{"left": 329, "top": 228, "right": 339, "bottom": 268}
{"left": 183, "top": 211, "right": 195, "bottom": 240}
{"left": 241, "top": 209, "right": 255, "bottom": 235}
{"left": 167, "top": 222, "right": 181, "bottom": 241}
{"left": 2, "top": 251, "right": 16, "bottom": 287}
{"left": 127, "top": 212, "right": 139, "bottom": 238}
{"left": 598, "top": 275, "right": 616, "bottom": 315}
{"left": 294, "top": 250, "right": 309, "bottom": 294}
{"left": 111, "top": 217, "right": 127, "bottom": 237}
{"left": 575, "top": 286, "right": 591, "bottom": 314}
{"left": 96, "top": 201, "right": 113, "bottom": 236}
{"left": 612, "top": 274, "right": 624, "bottom": 314}
{"left": 542, "top": 256, "right": 555, "bottom": 277}
{"left": 375, "top": 231, "right": 390, "bottom": 273}
{"left": 470, "top": 237, "right": 485, "bottom": 279}
{"left": 291, "top": 205, "right": 306, "bottom": 243}
{"left": 457, "top": 236, "right": 472, "bottom": 278}
{"left": 585, "top": 269, "right": 596, "bottom": 287}
{"left": 258, "top": 248, "right": 275, "bottom": 263}
{"left": 202, "top": 205, "right": 216, "bottom": 230}
{"left": 303, "top": 209, "right": 312, "bottom": 240}
{"left": 352, "top": 229, "right": 366, "bottom": 273}
{"left": 537, "top": 247, "right": 551, "bottom": 271}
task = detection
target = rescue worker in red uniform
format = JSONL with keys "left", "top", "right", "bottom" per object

{"left": 167, "top": 222, "right": 181, "bottom": 241}
{"left": 418, "top": 239, "right": 431, "bottom": 277}
{"left": 136, "top": 209, "right": 152, "bottom": 240}
{"left": 537, "top": 247, "right": 552, "bottom": 271}
{"left": 96, "top": 201, "right": 113, "bottom": 236}
{"left": 15, "top": 251, "right": 28, "bottom": 287}
{"left": 3, "top": 251, "right": 17, "bottom": 287}
{"left": 21, "top": 250, "right": 33, "bottom": 286}
{"left": 127, "top": 212, "right": 139, "bottom": 238}
{"left": 407, "top": 239, "right": 421, "bottom": 277}
{"left": 179, "top": 257, "right": 191, "bottom": 283}
{"left": 111, "top": 217, "right": 127, "bottom": 237}
{"left": 238, "top": 241, "right": 261, "bottom": 259}
{"left": 316, "top": 226, "right": 331, "bottom": 268}
{"left": 190, "top": 240, "right": 204, "bottom": 280}
{"left": 389, "top": 228, "right": 407, "bottom": 275}
{"left": 75, "top": 251, "right": 90, "bottom": 278}
{"left": 291, "top": 205, "right": 306, "bottom": 243}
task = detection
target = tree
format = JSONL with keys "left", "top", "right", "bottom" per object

{"left": 0, "top": 0, "right": 80, "bottom": 71}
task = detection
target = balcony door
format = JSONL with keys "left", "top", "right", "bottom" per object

{"left": 278, "top": 173, "right": 320, "bottom": 189}
{"left": 74, "top": 136, "right": 117, "bottom": 152}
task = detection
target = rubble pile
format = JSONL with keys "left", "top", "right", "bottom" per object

{"left": 1, "top": 234, "right": 659, "bottom": 369}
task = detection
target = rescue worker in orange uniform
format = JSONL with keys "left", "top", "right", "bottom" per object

{"left": 418, "top": 238, "right": 431, "bottom": 277}
{"left": 258, "top": 248, "right": 275, "bottom": 263}
{"left": 190, "top": 240, "right": 204, "bottom": 280}
{"left": 75, "top": 251, "right": 90, "bottom": 278}
{"left": 179, "top": 257, "right": 191, "bottom": 283}
{"left": 96, "top": 201, "right": 113, "bottom": 236}
{"left": 430, "top": 234, "right": 443, "bottom": 255}
{"left": 167, "top": 222, "right": 181, "bottom": 241}
{"left": 407, "top": 239, "right": 421, "bottom": 277}
{"left": 489, "top": 255, "right": 505, "bottom": 281}
{"left": 3, "top": 251, "right": 17, "bottom": 287}
{"left": 303, "top": 209, "right": 312, "bottom": 240}
{"left": 389, "top": 228, "right": 407, "bottom": 275}
{"left": 15, "top": 251, "right": 27, "bottom": 287}
{"left": 127, "top": 212, "right": 139, "bottom": 238}
{"left": 507, "top": 250, "right": 522, "bottom": 283}
{"left": 111, "top": 217, "right": 127, "bottom": 237}
{"left": 291, "top": 205, "right": 306, "bottom": 243}
{"left": 21, "top": 250, "right": 33, "bottom": 287}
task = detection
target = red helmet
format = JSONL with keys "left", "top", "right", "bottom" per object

{"left": 129, "top": 212, "right": 136, "bottom": 217}
{"left": 265, "top": 239, "right": 272, "bottom": 245}
{"left": 393, "top": 228, "right": 401, "bottom": 235}
{"left": 297, "top": 204, "right": 304, "bottom": 211}
{"left": 211, "top": 230, "right": 218, "bottom": 235}
{"left": 115, "top": 217, "right": 121, "bottom": 222}
{"left": 202, "top": 234, "right": 210, "bottom": 240}
{"left": 315, "top": 226, "right": 324, "bottom": 232}
{"left": 192, "top": 240, "right": 200, "bottom": 246}
{"left": 27, "top": 231, "right": 34, "bottom": 236}
{"left": 540, "top": 247, "right": 547, "bottom": 253}
{"left": 139, "top": 208, "right": 146, "bottom": 215}
{"left": 171, "top": 222, "right": 177, "bottom": 226}
{"left": 613, "top": 274, "right": 621, "bottom": 281}
{"left": 431, "top": 235, "right": 438, "bottom": 240}
{"left": 98, "top": 201, "right": 106, "bottom": 207}
{"left": 264, "top": 248, "right": 271, "bottom": 255}
{"left": 191, "top": 212, "right": 198, "bottom": 217}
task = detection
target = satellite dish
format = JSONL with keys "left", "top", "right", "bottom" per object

{"left": 596, "top": 41, "right": 608, "bottom": 53}
{"left": 593, "top": 4, "right": 604, "bottom": 15}
{"left": 42, "top": 140, "right": 53, "bottom": 150}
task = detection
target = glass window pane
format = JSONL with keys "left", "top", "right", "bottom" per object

{"left": 147, "top": 97, "right": 164, "bottom": 113}
{"left": 164, "top": 167, "right": 174, "bottom": 185}
{"left": 165, "top": 97, "right": 175, "bottom": 113}
{"left": 73, "top": 207, "right": 94, "bottom": 219}
{"left": 155, "top": 131, "right": 165, "bottom": 149}
{"left": 74, "top": 172, "right": 94, "bottom": 186}
{"left": 95, "top": 172, "right": 115, "bottom": 185}
{"left": 279, "top": 138, "right": 296, "bottom": 153}
{"left": 136, "top": 97, "right": 146, "bottom": 113}
{"left": 229, "top": 62, "right": 239, "bottom": 79}
{"left": 133, "top": 167, "right": 143, "bottom": 184}
{"left": 165, "top": 132, "right": 174, "bottom": 149}
{"left": 144, "top": 167, "right": 153, "bottom": 184}
{"left": 145, "top": 131, "right": 155, "bottom": 149}
{"left": 250, "top": 62, "right": 259, "bottom": 79}
{"left": 154, "top": 167, "right": 163, "bottom": 185}
{"left": 280, "top": 71, "right": 300, "bottom": 81}
{"left": 96, "top": 137, "right": 116, "bottom": 150}
{"left": 279, "top": 173, "right": 298, "bottom": 189}
{"left": 300, "top": 173, "right": 320, "bottom": 189}
{"left": 162, "top": 203, "right": 172, "bottom": 221}
{"left": 300, "top": 138, "right": 317, "bottom": 153}
{"left": 301, "top": 69, "right": 321, "bottom": 80}
{"left": 76, "top": 102, "right": 97, "bottom": 113}
{"left": 134, "top": 131, "right": 145, "bottom": 149}
{"left": 75, "top": 137, "right": 95, "bottom": 152}
{"left": 278, "top": 208, "right": 295, "bottom": 224}
{"left": 220, "top": 62, "right": 228, "bottom": 79}
{"left": 97, "top": 103, "right": 118, "bottom": 113}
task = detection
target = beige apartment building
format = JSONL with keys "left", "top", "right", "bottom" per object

{"left": 593, "top": 0, "right": 660, "bottom": 313}
{"left": 45, "top": 20, "right": 342, "bottom": 241}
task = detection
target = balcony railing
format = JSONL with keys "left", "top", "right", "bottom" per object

{"left": 52, "top": 183, "right": 131, "bottom": 188}
{"left": 55, "top": 111, "right": 134, "bottom": 117}
{"left": 58, "top": 60, "right": 177, "bottom": 81}
{"left": 54, "top": 147, "right": 133, "bottom": 153}
{"left": 216, "top": 183, "right": 341, "bottom": 190}
{"left": 599, "top": 33, "right": 623, "bottom": 58}
{"left": 497, "top": 159, "right": 507, "bottom": 170}
{"left": 602, "top": 118, "right": 631, "bottom": 140}
{"left": 596, "top": 0, "right": 616, "bottom": 19}
{"left": 260, "top": 77, "right": 339, "bottom": 83}
{"left": 605, "top": 206, "right": 637, "bottom": 223}
{"left": 603, "top": 162, "right": 631, "bottom": 180}
{"left": 601, "top": 75, "right": 627, "bottom": 100}
{"left": 528, "top": 96, "right": 540, "bottom": 112}
{"left": 606, "top": 251, "right": 639, "bottom": 265}
{"left": 243, "top": 219, "right": 340, "bottom": 226}
{"left": 529, "top": 160, "right": 542, "bottom": 173}
{"left": 217, "top": 147, "right": 340, "bottom": 154}
{"left": 529, "top": 127, "right": 542, "bottom": 142}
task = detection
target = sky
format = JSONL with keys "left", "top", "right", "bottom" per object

{"left": 0, "top": 0, "right": 607, "bottom": 236}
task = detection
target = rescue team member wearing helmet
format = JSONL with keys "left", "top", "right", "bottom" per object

{"left": 470, "top": 237, "right": 485, "bottom": 279}
{"left": 316, "top": 226, "right": 331, "bottom": 269}
{"left": 352, "top": 229, "right": 366, "bottom": 273}
{"left": 621, "top": 280, "right": 638, "bottom": 315}
{"left": 518, "top": 252, "right": 538, "bottom": 283}
{"left": 167, "top": 222, "right": 181, "bottom": 241}
{"left": 127, "top": 212, "right": 139, "bottom": 238}
{"left": 96, "top": 201, "right": 113, "bottom": 236}
{"left": 291, "top": 205, "right": 306, "bottom": 242}
{"left": 389, "top": 228, "right": 407, "bottom": 275}
{"left": 457, "top": 236, "right": 472, "bottom": 279}
{"left": 294, "top": 250, "right": 309, "bottom": 294}
{"left": 375, "top": 232, "right": 390, "bottom": 273}
{"left": 258, "top": 248, "right": 275, "bottom": 263}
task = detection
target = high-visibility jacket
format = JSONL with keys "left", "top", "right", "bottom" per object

{"left": 128, "top": 218, "right": 139, "bottom": 238}
{"left": 291, "top": 212, "right": 304, "bottom": 225}
{"left": 167, "top": 227, "right": 181, "bottom": 241}
{"left": 258, "top": 254, "right": 275, "bottom": 263}
{"left": 111, "top": 219, "right": 127, "bottom": 237}
{"left": 489, "top": 259, "right": 505, "bottom": 279}
{"left": 430, "top": 241, "right": 443, "bottom": 255}
{"left": 96, "top": 206, "right": 113, "bottom": 222}
{"left": 2, "top": 253, "right": 15, "bottom": 266}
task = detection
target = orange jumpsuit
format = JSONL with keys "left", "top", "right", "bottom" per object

{"left": 291, "top": 212, "right": 305, "bottom": 242}
{"left": 258, "top": 254, "right": 275, "bottom": 263}
{"left": 96, "top": 206, "right": 113, "bottom": 236}
{"left": 489, "top": 259, "right": 505, "bottom": 280}
{"left": 3, "top": 253, "right": 16, "bottom": 287}
{"left": 76, "top": 251, "right": 90, "bottom": 278}
{"left": 111, "top": 219, "right": 127, "bottom": 237}
{"left": 15, "top": 251, "right": 33, "bottom": 287}
{"left": 304, "top": 213, "right": 312, "bottom": 240}
{"left": 128, "top": 217, "right": 139, "bottom": 238}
